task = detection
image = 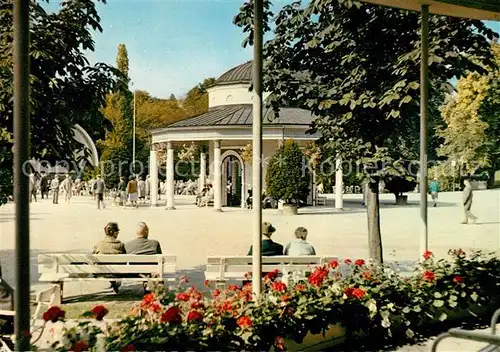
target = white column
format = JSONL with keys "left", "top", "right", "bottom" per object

{"left": 199, "top": 152, "right": 206, "bottom": 191}
{"left": 166, "top": 142, "right": 175, "bottom": 210}
{"left": 241, "top": 163, "right": 246, "bottom": 209}
{"left": 150, "top": 149, "right": 158, "bottom": 207}
{"left": 213, "top": 140, "right": 222, "bottom": 211}
{"left": 335, "top": 155, "right": 343, "bottom": 209}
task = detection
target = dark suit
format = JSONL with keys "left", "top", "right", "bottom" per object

{"left": 125, "top": 237, "right": 162, "bottom": 255}
{"left": 247, "top": 239, "right": 284, "bottom": 256}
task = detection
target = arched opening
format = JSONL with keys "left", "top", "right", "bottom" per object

{"left": 221, "top": 151, "right": 244, "bottom": 207}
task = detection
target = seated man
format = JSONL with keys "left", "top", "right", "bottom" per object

{"left": 93, "top": 222, "right": 126, "bottom": 293}
{"left": 247, "top": 222, "right": 283, "bottom": 256}
{"left": 125, "top": 222, "right": 162, "bottom": 255}
{"left": 200, "top": 184, "right": 214, "bottom": 207}
{"left": 125, "top": 222, "right": 162, "bottom": 293}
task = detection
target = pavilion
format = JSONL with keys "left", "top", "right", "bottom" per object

{"left": 149, "top": 61, "right": 344, "bottom": 211}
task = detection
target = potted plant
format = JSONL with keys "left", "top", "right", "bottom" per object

{"left": 266, "top": 140, "right": 310, "bottom": 215}
{"left": 384, "top": 176, "right": 416, "bottom": 205}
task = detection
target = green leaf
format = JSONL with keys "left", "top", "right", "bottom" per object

{"left": 438, "top": 313, "right": 448, "bottom": 321}
{"left": 471, "top": 292, "right": 479, "bottom": 302}
{"left": 434, "top": 292, "right": 442, "bottom": 299}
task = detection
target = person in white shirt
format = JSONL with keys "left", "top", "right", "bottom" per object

{"left": 284, "top": 227, "right": 316, "bottom": 256}
{"left": 50, "top": 176, "right": 60, "bottom": 204}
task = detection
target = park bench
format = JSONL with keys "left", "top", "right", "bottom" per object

{"left": 38, "top": 254, "right": 177, "bottom": 302}
{"left": 431, "top": 308, "right": 500, "bottom": 352}
{"left": 205, "top": 255, "right": 338, "bottom": 288}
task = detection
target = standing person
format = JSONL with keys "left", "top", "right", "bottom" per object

{"left": 127, "top": 175, "right": 138, "bottom": 208}
{"left": 29, "top": 173, "right": 38, "bottom": 203}
{"left": 62, "top": 174, "right": 73, "bottom": 203}
{"left": 40, "top": 172, "right": 49, "bottom": 199}
{"left": 50, "top": 175, "right": 60, "bottom": 204}
{"left": 429, "top": 177, "right": 441, "bottom": 207}
{"left": 88, "top": 177, "right": 95, "bottom": 199}
{"left": 137, "top": 176, "right": 146, "bottom": 204}
{"left": 461, "top": 179, "right": 478, "bottom": 224}
{"left": 94, "top": 175, "right": 106, "bottom": 210}
{"left": 117, "top": 176, "right": 127, "bottom": 207}
{"left": 145, "top": 175, "right": 151, "bottom": 201}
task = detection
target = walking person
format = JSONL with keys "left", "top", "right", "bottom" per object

{"left": 429, "top": 177, "right": 441, "bottom": 207}
{"left": 62, "top": 174, "right": 73, "bottom": 203}
{"left": 461, "top": 178, "right": 478, "bottom": 224}
{"left": 117, "top": 176, "right": 127, "bottom": 207}
{"left": 145, "top": 175, "right": 151, "bottom": 201}
{"left": 127, "top": 175, "right": 138, "bottom": 208}
{"left": 138, "top": 176, "right": 146, "bottom": 204}
{"left": 94, "top": 174, "right": 106, "bottom": 210}
{"left": 51, "top": 175, "right": 60, "bottom": 204}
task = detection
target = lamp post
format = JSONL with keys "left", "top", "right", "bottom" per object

{"left": 132, "top": 84, "right": 136, "bottom": 172}
{"left": 451, "top": 160, "right": 457, "bottom": 191}
{"left": 358, "top": 0, "right": 500, "bottom": 258}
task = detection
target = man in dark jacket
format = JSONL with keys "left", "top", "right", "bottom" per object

{"left": 125, "top": 222, "right": 162, "bottom": 255}
{"left": 247, "top": 222, "right": 283, "bottom": 256}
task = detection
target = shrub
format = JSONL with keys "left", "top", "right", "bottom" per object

{"left": 266, "top": 140, "right": 310, "bottom": 204}
{"left": 44, "top": 250, "right": 500, "bottom": 351}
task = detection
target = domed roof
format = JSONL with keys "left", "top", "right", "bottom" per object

{"left": 215, "top": 61, "right": 252, "bottom": 86}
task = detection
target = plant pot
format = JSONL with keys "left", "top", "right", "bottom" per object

{"left": 395, "top": 195, "right": 408, "bottom": 205}
{"left": 271, "top": 323, "right": 346, "bottom": 351}
{"left": 282, "top": 204, "right": 298, "bottom": 215}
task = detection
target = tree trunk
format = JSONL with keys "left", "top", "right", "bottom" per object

{"left": 367, "top": 180, "right": 383, "bottom": 264}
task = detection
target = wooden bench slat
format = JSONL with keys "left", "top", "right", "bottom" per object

{"left": 38, "top": 264, "right": 175, "bottom": 275}
{"left": 38, "top": 254, "right": 176, "bottom": 264}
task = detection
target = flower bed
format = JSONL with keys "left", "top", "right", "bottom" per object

{"left": 41, "top": 250, "right": 500, "bottom": 351}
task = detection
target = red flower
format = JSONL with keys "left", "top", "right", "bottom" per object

{"left": 274, "top": 336, "right": 285, "bottom": 351}
{"left": 43, "top": 306, "right": 65, "bottom": 323}
{"left": 423, "top": 270, "right": 436, "bottom": 281}
{"left": 91, "top": 305, "right": 108, "bottom": 321}
{"left": 281, "top": 294, "right": 292, "bottom": 302}
{"left": 328, "top": 260, "right": 339, "bottom": 269}
{"left": 220, "top": 300, "right": 233, "bottom": 313}
{"left": 352, "top": 288, "right": 366, "bottom": 299}
{"left": 71, "top": 340, "right": 88, "bottom": 352}
{"left": 423, "top": 250, "right": 433, "bottom": 260}
{"left": 191, "top": 301, "right": 204, "bottom": 309}
{"left": 161, "top": 306, "right": 182, "bottom": 324}
{"left": 187, "top": 310, "right": 204, "bottom": 323}
{"left": 180, "top": 275, "right": 189, "bottom": 283}
{"left": 203, "top": 280, "right": 211, "bottom": 287}
{"left": 452, "top": 275, "right": 465, "bottom": 284}
{"left": 271, "top": 281, "right": 287, "bottom": 292}
{"left": 237, "top": 316, "right": 253, "bottom": 329}
{"left": 354, "top": 259, "right": 365, "bottom": 267}
{"left": 121, "top": 345, "right": 135, "bottom": 352}
{"left": 361, "top": 271, "right": 372, "bottom": 280}
{"left": 238, "top": 287, "right": 253, "bottom": 302}
{"left": 295, "top": 284, "right": 306, "bottom": 291}
{"left": 227, "top": 284, "right": 240, "bottom": 291}
{"left": 148, "top": 303, "right": 162, "bottom": 313}
{"left": 308, "top": 267, "right": 329, "bottom": 286}
{"left": 344, "top": 258, "right": 352, "bottom": 265}
{"left": 264, "top": 269, "right": 280, "bottom": 282}
{"left": 175, "top": 292, "right": 190, "bottom": 301}
{"left": 142, "top": 293, "right": 155, "bottom": 305}
{"left": 212, "top": 289, "right": 221, "bottom": 298}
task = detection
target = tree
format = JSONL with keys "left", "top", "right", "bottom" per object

{"left": 266, "top": 140, "right": 310, "bottom": 205}
{"left": 234, "top": 0, "right": 496, "bottom": 263}
{"left": 437, "top": 73, "right": 490, "bottom": 174}
{"left": 0, "top": 0, "right": 119, "bottom": 202}
{"left": 182, "top": 78, "right": 216, "bottom": 117}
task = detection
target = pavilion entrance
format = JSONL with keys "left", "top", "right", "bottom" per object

{"left": 221, "top": 153, "right": 244, "bottom": 207}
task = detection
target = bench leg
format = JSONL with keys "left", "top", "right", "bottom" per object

{"left": 215, "top": 281, "right": 226, "bottom": 290}
{"left": 51, "top": 282, "right": 63, "bottom": 305}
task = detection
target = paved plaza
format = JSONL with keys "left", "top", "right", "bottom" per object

{"left": 1, "top": 190, "right": 499, "bottom": 350}
{"left": 0, "top": 190, "right": 499, "bottom": 288}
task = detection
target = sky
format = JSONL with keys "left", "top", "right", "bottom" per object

{"left": 45, "top": 1, "right": 500, "bottom": 100}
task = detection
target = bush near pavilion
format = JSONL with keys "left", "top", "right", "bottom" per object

{"left": 266, "top": 140, "right": 310, "bottom": 205}
{"left": 41, "top": 250, "right": 500, "bottom": 351}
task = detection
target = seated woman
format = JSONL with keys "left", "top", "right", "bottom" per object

{"left": 284, "top": 227, "right": 316, "bottom": 256}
